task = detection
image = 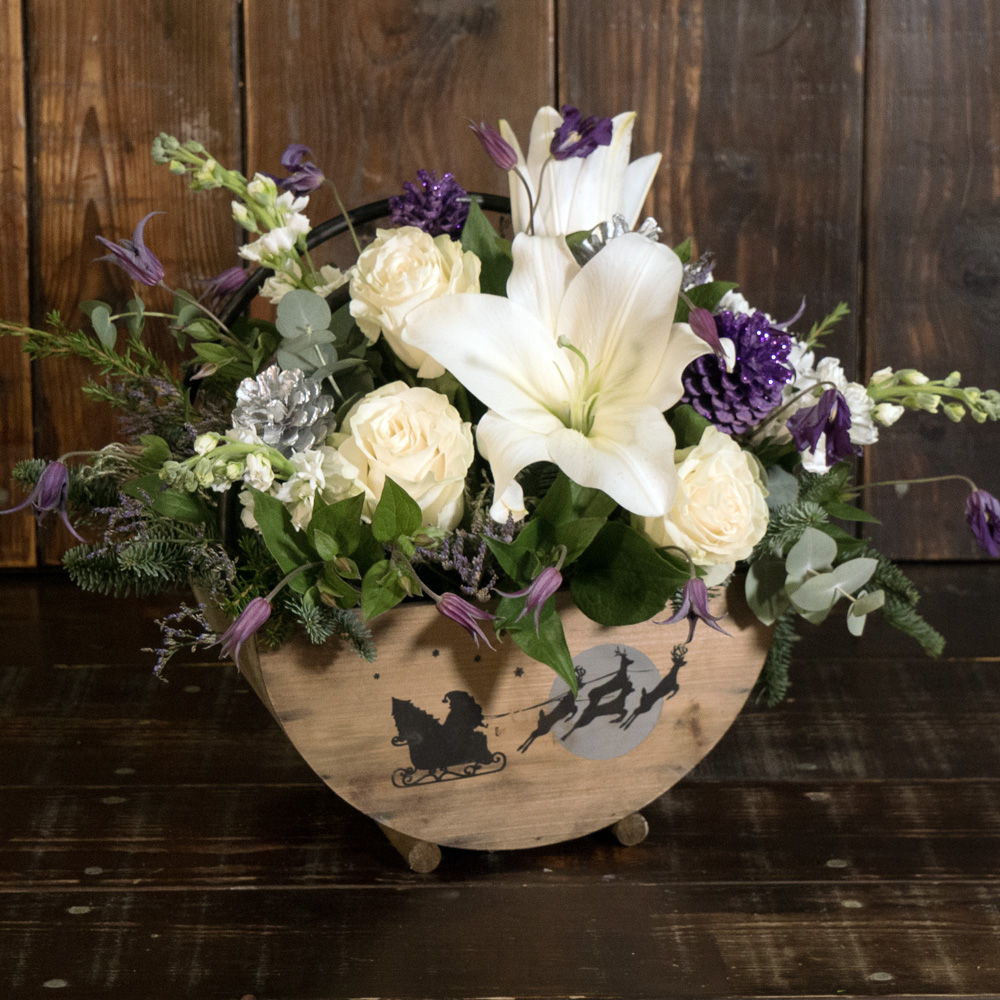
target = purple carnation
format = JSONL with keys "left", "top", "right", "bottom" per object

{"left": 388, "top": 170, "right": 469, "bottom": 239}
{"left": 681, "top": 310, "right": 794, "bottom": 435}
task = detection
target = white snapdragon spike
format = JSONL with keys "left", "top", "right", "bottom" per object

{"left": 404, "top": 232, "right": 708, "bottom": 519}
{"left": 500, "top": 107, "right": 661, "bottom": 236}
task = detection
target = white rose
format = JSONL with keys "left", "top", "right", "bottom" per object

{"left": 348, "top": 226, "right": 480, "bottom": 378}
{"left": 272, "top": 446, "right": 365, "bottom": 531}
{"left": 336, "top": 381, "right": 474, "bottom": 531}
{"left": 637, "top": 426, "right": 769, "bottom": 571}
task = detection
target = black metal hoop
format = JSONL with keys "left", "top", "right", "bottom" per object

{"left": 218, "top": 192, "right": 512, "bottom": 326}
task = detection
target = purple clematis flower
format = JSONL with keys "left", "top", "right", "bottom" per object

{"left": 199, "top": 265, "right": 247, "bottom": 305}
{"left": 276, "top": 143, "right": 325, "bottom": 195}
{"left": 467, "top": 118, "right": 518, "bottom": 171}
{"left": 688, "top": 306, "right": 727, "bottom": 361}
{"left": 436, "top": 592, "right": 499, "bottom": 649}
{"left": 215, "top": 597, "right": 272, "bottom": 664}
{"left": 550, "top": 105, "right": 613, "bottom": 161}
{"left": 496, "top": 565, "right": 563, "bottom": 634}
{"left": 94, "top": 212, "right": 165, "bottom": 285}
{"left": 656, "top": 577, "right": 730, "bottom": 644}
{"left": 389, "top": 169, "right": 470, "bottom": 238}
{"left": 966, "top": 489, "right": 1000, "bottom": 557}
{"left": 786, "top": 387, "right": 855, "bottom": 467}
{"left": 1, "top": 460, "right": 84, "bottom": 541}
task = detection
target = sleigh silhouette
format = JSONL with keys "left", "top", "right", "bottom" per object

{"left": 390, "top": 691, "right": 506, "bottom": 787}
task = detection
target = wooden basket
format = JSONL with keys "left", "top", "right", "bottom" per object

{"left": 210, "top": 582, "right": 771, "bottom": 855}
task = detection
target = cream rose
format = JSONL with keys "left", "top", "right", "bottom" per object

{"left": 348, "top": 226, "right": 480, "bottom": 378}
{"left": 637, "top": 426, "right": 769, "bottom": 580}
{"left": 335, "top": 381, "right": 474, "bottom": 531}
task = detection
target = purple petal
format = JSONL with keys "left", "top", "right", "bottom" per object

{"left": 966, "top": 489, "right": 1000, "bottom": 557}
{"left": 281, "top": 144, "right": 313, "bottom": 170}
{"left": 550, "top": 105, "right": 614, "bottom": 161}
{"left": 94, "top": 212, "right": 165, "bottom": 285}
{"left": 688, "top": 307, "right": 726, "bottom": 360}
{"left": 467, "top": 119, "right": 518, "bottom": 171}
{"left": 217, "top": 597, "right": 272, "bottom": 662}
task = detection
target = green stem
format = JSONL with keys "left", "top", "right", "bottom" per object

{"left": 853, "top": 473, "right": 978, "bottom": 493}
{"left": 264, "top": 561, "right": 323, "bottom": 603}
{"left": 326, "top": 179, "right": 362, "bottom": 256}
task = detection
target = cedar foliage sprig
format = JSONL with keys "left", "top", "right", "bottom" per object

{"left": 755, "top": 610, "right": 799, "bottom": 706}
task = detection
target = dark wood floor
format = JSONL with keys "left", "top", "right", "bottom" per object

{"left": 1, "top": 565, "right": 998, "bottom": 999}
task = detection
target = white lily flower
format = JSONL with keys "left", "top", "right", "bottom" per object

{"left": 499, "top": 106, "right": 661, "bottom": 237}
{"left": 404, "top": 232, "right": 708, "bottom": 518}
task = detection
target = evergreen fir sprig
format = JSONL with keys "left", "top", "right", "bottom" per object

{"left": 752, "top": 500, "right": 830, "bottom": 560}
{"left": 283, "top": 593, "right": 376, "bottom": 660}
{"left": 803, "top": 301, "right": 849, "bottom": 348}
{"left": 755, "top": 610, "right": 799, "bottom": 706}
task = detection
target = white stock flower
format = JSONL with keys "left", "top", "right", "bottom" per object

{"left": 244, "top": 452, "right": 275, "bottom": 491}
{"left": 500, "top": 106, "right": 661, "bottom": 236}
{"left": 273, "top": 446, "right": 364, "bottom": 532}
{"left": 261, "top": 262, "right": 347, "bottom": 304}
{"left": 404, "top": 232, "right": 708, "bottom": 519}
{"left": 348, "top": 227, "right": 481, "bottom": 378}
{"left": 335, "top": 381, "right": 474, "bottom": 531}
{"left": 637, "top": 426, "right": 769, "bottom": 576}
{"left": 239, "top": 488, "right": 258, "bottom": 529}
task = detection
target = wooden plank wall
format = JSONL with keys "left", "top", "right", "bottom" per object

{"left": 1, "top": 0, "right": 998, "bottom": 566}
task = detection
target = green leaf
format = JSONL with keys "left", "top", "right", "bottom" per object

{"left": 667, "top": 403, "right": 712, "bottom": 449}
{"left": 90, "top": 305, "right": 117, "bottom": 349}
{"left": 151, "top": 488, "right": 212, "bottom": 524}
{"left": 318, "top": 565, "right": 360, "bottom": 609}
{"left": 275, "top": 289, "right": 332, "bottom": 340}
{"left": 308, "top": 491, "right": 365, "bottom": 556}
{"left": 534, "top": 472, "right": 617, "bottom": 527}
{"left": 672, "top": 237, "right": 693, "bottom": 264}
{"left": 249, "top": 489, "right": 317, "bottom": 593}
{"left": 746, "top": 554, "right": 790, "bottom": 626}
{"left": 825, "top": 500, "right": 881, "bottom": 524}
{"left": 136, "top": 434, "right": 171, "bottom": 473}
{"left": 555, "top": 517, "right": 608, "bottom": 565}
{"left": 674, "top": 281, "right": 738, "bottom": 323}
{"left": 570, "top": 521, "right": 688, "bottom": 626}
{"left": 120, "top": 471, "right": 165, "bottom": 502}
{"left": 371, "top": 478, "right": 421, "bottom": 543}
{"left": 191, "top": 342, "right": 234, "bottom": 364}
{"left": 176, "top": 302, "right": 203, "bottom": 328}
{"left": 361, "top": 559, "right": 407, "bottom": 620}
{"left": 486, "top": 520, "right": 546, "bottom": 586}
{"left": 184, "top": 318, "right": 222, "bottom": 342}
{"left": 125, "top": 296, "right": 145, "bottom": 337}
{"left": 459, "top": 199, "right": 513, "bottom": 296}
{"left": 498, "top": 596, "right": 577, "bottom": 693}
{"left": 312, "top": 529, "right": 339, "bottom": 562}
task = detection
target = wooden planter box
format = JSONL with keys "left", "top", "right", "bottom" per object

{"left": 215, "top": 583, "right": 771, "bottom": 860}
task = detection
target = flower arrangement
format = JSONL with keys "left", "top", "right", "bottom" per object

{"left": 3, "top": 104, "right": 999, "bottom": 704}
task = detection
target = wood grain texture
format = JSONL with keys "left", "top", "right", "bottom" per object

{"left": 559, "top": 0, "right": 866, "bottom": 366}
{"left": 0, "top": 567, "right": 998, "bottom": 996}
{"left": 0, "top": 0, "right": 35, "bottom": 567}
{"left": 26, "top": 0, "right": 240, "bottom": 563}
{"left": 250, "top": 589, "right": 770, "bottom": 850}
{"left": 243, "top": 0, "right": 554, "bottom": 259}
{"left": 864, "top": 0, "right": 1000, "bottom": 558}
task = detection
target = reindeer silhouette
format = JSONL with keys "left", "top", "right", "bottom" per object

{"left": 517, "top": 666, "right": 585, "bottom": 753}
{"left": 621, "top": 644, "right": 687, "bottom": 730}
{"left": 561, "top": 647, "right": 635, "bottom": 739}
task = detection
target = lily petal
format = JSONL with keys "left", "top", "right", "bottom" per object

{"left": 546, "top": 405, "right": 679, "bottom": 516}
{"left": 404, "top": 294, "right": 570, "bottom": 434}
{"left": 622, "top": 153, "right": 662, "bottom": 228}
{"left": 477, "top": 410, "right": 552, "bottom": 516}
{"left": 506, "top": 234, "right": 579, "bottom": 334}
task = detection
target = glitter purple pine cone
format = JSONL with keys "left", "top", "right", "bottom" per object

{"left": 681, "top": 310, "right": 795, "bottom": 435}
{"left": 388, "top": 169, "right": 469, "bottom": 238}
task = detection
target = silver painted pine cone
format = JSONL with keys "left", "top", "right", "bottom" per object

{"left": 231, "top": 365, "right": 336, "bottom": 457}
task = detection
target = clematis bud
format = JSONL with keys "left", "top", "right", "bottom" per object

{"left": 215, "top": 597, "right": 272, "bottom": 664}
{"left": 467, "top": 118, "right": 518, "bottom": 171}
{"left": 656, "top": 577, "right": 729, "bottom": 644}
{"left": 0, "top": 460, "right": 84, "bottom": 541}
{"left": 276, "top": 143, "right": 325, "bottom": 195}
{"left": 496, "top": 565, "right": 563, "bottom": 635}
{"left": 966, "top": 489, "right": 1000, "bottom": 557}
{"left": 688, "top": 307, "right": 727, "bottom": 362}
{"left": 786, "top": 387, "right": 855, "bottom": 467}
{"left": 94, "top": 212, "right": 166, "bottom": 286}
{"left": 436, "top": 592, "right": 499, "bottom": 649}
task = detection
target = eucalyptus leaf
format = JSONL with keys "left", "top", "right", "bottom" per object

{"left": 785, "top": 526, "right": 837, "bottom": 588}
{"left": 829, "top": 557, "right": 878, "bottom": 596}
{"left": 125, "top": 296, "right": 145, "bottom": 337}
{"left": 850, "top": 588, "right": 885, "bottom": 617}
{"left": 788, "top": 572, "right": 839, "bottom": 612}
{"left": 846, "top": 608, "right": 867, "bottom": 636}
{"left": 765, "top": 466, "right": 800, "bottom": 511}
{"left": 276, "top": 289, "right": 332, "bottom": 340}
{"left": 90, "top": 305, "right": 117, "bottom": 349}
{"left": 79, "top": 300, "right": 111, "bottom": 319}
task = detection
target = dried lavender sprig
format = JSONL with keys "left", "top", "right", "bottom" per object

{"left": 143, "top": 602, "right": 217, "bottom": 678}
